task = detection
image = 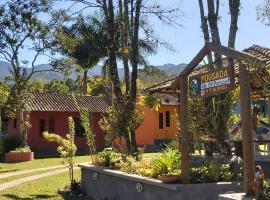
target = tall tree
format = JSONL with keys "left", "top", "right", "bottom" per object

{"left": 196, "top": 0, "right": 240, "bottom": 157}
{"left": 257, "top": 0, "right": 270, "bottom": 26}
{"left": 68, "top": 0, "right": 181, "bottom": 153}
{"left": 55, "top": 15, "right": 107, "bottom": 95}
{"left": 0, "top": 0, "right": 64, "bottom": 146}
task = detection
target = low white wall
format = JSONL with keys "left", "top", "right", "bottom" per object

{"left": 79, "top": 164, "right": 242, "bottom": 200}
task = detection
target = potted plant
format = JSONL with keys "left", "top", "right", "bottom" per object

{"left": 5, "top": 146, "right": 34, "bottom": 162}
{"left": 151, "top": 144, "right": 181, "bottom": 183}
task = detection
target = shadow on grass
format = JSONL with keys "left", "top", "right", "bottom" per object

{"left": 0, "top": 169, "right": 19, "bottom": 173}
{"left": 1, "top": 194, "right": 57, "bottom": 199}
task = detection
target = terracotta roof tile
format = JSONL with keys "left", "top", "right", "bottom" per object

{"left": 28, "top": 93, "right": 110, "bottom": 113}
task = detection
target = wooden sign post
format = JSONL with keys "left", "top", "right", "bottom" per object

{"left": 176, "top": 43, "right": 256, "bottom": 194}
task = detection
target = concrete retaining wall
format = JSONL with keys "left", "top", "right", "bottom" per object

{"left": 79, "top": 164, "right": 242, "bottom": 200}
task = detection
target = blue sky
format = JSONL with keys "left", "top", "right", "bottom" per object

{"left": 16, "top": 0, "right": 270, "bottom": 66}
{"left": 146, "top": 0, "right": 270, "bottom": 65}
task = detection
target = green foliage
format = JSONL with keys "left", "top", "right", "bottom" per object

{"left": 151, "top": 145, "right": 181, "bottom": 177}
{"left": 88, "top": 76, "right": 111, "bottom": 101}
{"left": 94, "top": 149, "right": 119, "bottom": 168}
{"left": 139, "top": 94, "right": 160, "bottom": 111}
{"left": 257, "top": 0, "right": 270, "bottom": 26}
{"left": 261, "top": 180, "right": 270, "bottom": 200}
{"left": 27, "top": 79, "right": 46, "bottom": 93}
{"left": 45, "top": 79, "right": 70, "bottom": 94}
{"left": 188, "top": 88, "right": 240, "bottom": 156}
{"left": 0, "top": 81, "right": 9, "bottom": 109}
{"left": 190, "top": 156, "right": 243, "bottom": 183}
{"left": 137, "top": 65, "right": 169, "bottom": 88}
{"left": 55, "top": 14, "right": 107, "bottom": 93}
{"left": 99, "top": 105, "right": 144, "bottom": 151}
{"left": 43, "top": 117, "right": 77, "bottom": 188}
{"left": 72, "top": 95, "right": 96, "bottom": 162}
{"left": 9, "top": 146, "right": 31, "bottom": 153}
{"left": 2, "top": 135, "right": 22, "bottom": 153}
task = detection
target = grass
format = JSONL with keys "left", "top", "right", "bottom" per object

{"left": 0, "top": 155, "right": 91, "bottom": 174}
{"left": 0, "top": 169, "right": 90, "bottom": 200}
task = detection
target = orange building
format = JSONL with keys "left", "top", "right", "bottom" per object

{"left": 136, "top": 95, "right": 178, "bottom": 146}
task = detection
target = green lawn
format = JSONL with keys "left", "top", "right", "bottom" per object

{"left": 0, "top": 155, "right": 91, "bottom": 174}
{"left": 0, "top": 169, "right": 90, "bottom": 200}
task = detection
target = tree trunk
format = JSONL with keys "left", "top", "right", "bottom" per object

{"left": 120, "top": 0, "right": 130, "bottom": 95}
{"left": 198, "top": 0, "right": 214, "bottom": 69}
{"left": 207, "top": 0, "right": 222, "bottom": 66}
{"left": 19, "top": 111, "right": 27, "bottom": 147}
{"left": 82, "top": 70, "right": 88, "bottom": 95}
{"left": 105, "top": 0, "right": 124, "bottom": 105}
{"left": 0, "top": 108, "right": 2, "bottom": 133}
{"left": 128, "top": 0, "right": 142, "bottom": 153}
{"left": 228, "top": 0, "right": 240, "bottom": 49}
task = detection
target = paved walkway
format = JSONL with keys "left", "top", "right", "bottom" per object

{"left": 0, "top": 165, "right": 65, "bottom": 179}
{"left": 0, "top": 162, "right": 88, "bottom": 180}
{"left": 0, "top": 167, "right": 79, "bottom": 191}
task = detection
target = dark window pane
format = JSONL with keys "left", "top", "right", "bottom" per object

{"left": 14, "top": 119, "right": 17, "bottom": 128}
{"left": 73, "top": 117, "right": 85, "bottom": 137}
{"left": 40, "top": 119, "right": 45, "bottom": 136}
{"left": 159, "top": 113, "right": 163, "bottom": 129}
{"left": 166, "top": 111, "right": 170, "bottom": 127}
{"left": 49, "top": 117, "right": 55, "bottom": 133}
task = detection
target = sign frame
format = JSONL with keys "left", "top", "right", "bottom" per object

{"left": 189, "top": 67, "right": 235, "bottom": 98}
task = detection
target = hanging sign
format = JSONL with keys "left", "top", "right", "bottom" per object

{"left": 189, "top": 67, "right": 234, "bottom": 98}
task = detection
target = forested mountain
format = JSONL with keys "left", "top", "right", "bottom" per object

{"left": 0, "top": 61, "right": 186, "bottom": 81}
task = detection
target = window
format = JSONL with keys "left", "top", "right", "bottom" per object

{"left": 159, "top": 113, "right": 163, "bottom": 129}
{"left": 73, "top": 117, "right": 85, "bottom": 137}
{"left": 39, "top": 119, "right": 46, "bottom": 136}
{"left": 166, "top": 111, "right": 170, "bottom": 127}
{"left": 13, "top": 119, "right": 17, "bottom": 128}
{"left": 49, "top": 117, "right": 55, "bottom": 133}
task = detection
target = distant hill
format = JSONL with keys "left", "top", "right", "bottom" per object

{"left": 0, "top": 61, "right": 12, "bottom": 80}
{"left": 156, "top": 63, "right": 187, "bottom": 76}
{"left": 138, "top": 65, "right": 169, "bottom": 87}
{"left": 0, "top": 60, "right": 186, "bottom": 81}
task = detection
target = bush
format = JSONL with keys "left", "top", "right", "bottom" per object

{"left": 261, "top": 180, "right": 270, "bottom": 200}
{"left": 151, "top": 145, "right": 181, "bottom": 177}
{"left": 190, "top": 156, "right": 243, "bottom": 183}
{"left": 94, "top": 149, "right": 119, "bottom": 168}
{"left": 9, "top": 146, "right": 31, "bottom": 153}
{"left": 3, "top": 135, "right": 22, "bottom": 153}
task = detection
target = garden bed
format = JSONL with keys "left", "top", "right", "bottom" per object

{"left": 79, "top": 164, "right": 242, "bottom": 200}
{"left": 5, "top": 152, "right": 34, "bottom": 162}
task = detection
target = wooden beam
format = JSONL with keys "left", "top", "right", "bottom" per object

{"left": 172, "top": 43, "right": 265, "bottom": 90}
{"left": 179, "top": 75, "right": 190, "bottom": 183}
{"left": 239, "top": 62, "right": 255, "bottom": 194}
{"left": 172, "top": 46, "right": 209, "bottom": 89}
{"left": 206, "top": 43, "right": 259, "bottom": 61}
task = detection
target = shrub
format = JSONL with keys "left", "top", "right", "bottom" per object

{"left": 261, "top": 180, "right": 270, "bottom": 200}
{"left": 10, "top": 146, "right": 31, "bottom": 153}
{"left": 94, "top": 149, "right": 119, "bottom": 169}
{"left": 151, "top": 145, "right": 181, "bottom": 177}
{"left": 190, "top": 157, "right": 243, "bottom": 183}
{"left": 43, "top": 117, "right": 77, "bottom": 189}
{"left": 3, "top": 135, "right": 22, "bottom": 153}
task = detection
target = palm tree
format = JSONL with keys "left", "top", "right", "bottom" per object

{"left": 56, "top": 15, "right": 107, "bottom": 95}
